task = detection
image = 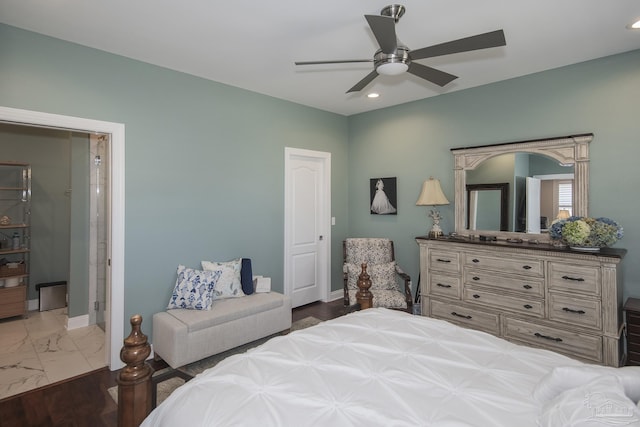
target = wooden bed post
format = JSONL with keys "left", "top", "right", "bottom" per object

{"left": 117, "top": 314, "right": 154, "bottom": 427}
{"left": 356, "top": 263, "right": 373, "bottom": 309}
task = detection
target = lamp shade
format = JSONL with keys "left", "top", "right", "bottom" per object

{"left": 416, "top": 177, "right": 449, "bottom": 206}
{"left": 557, "top": 209, "right": 571, "bottom": 220}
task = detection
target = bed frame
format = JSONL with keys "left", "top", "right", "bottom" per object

{"left": 117, "top": 267, "right": 376, "bottom": 426}
{"left": 117, "top": 315, "right": 154, "bottom": 427}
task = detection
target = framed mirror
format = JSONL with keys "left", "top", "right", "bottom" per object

{"left": 451, "top": 133, "right": 592, "bottom": 241}
{"left": 466, "top": 183, "right": 508, "bottom": 231}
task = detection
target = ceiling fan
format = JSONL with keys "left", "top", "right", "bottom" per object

{"left": 294, "top": 4, "right": 506, "bottom": 93}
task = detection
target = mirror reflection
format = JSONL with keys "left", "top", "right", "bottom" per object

{"left": 467, "top": 183, "right": 508, "bottom": 231}
{"left": 466, "top": 153, "right": 574, "bottom": 233}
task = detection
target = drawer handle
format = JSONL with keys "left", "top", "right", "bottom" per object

{"left": 472, "top": 294, "right": 480, "bottom": 299}
{"left": 522, "top": 265, "right": 532, "bottom": 270}
{"left": 524, "top": 304, "right": 533, "bottom": 309}
{"left": 451, "top": 312, "right": 472, "bottom": 320}
{"left": 561, "top": 275, "right": 585, "bottom": 282}
{"left": 523, "top": 285, "right": 532, "bottom": 289}
{"left": 472, "top": 259, "right": 480, "bottom": 263}
{"left": 472, "top": 276, "right": 480, "bottom": 281}
{"left": 562, "top": 307, "right": 586, "bottom": 315}
{"left": 436, "top": 283, "right": 452, "bottom": 288}
{"left": 534, "top": 332, "right": 563, "bottom": 342}
{"left": 436, "top": 258, "right": 451, "bottom": 263}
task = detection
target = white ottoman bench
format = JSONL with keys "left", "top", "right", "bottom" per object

{"left": 153, "top": 291, "right": 291, "bottom": 368}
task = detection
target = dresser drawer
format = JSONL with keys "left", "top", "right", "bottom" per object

{"left": 463, "top": 288, "right": 544, "bottom": 317}
{"left": 627, "top": 312, "right": 640, "bottom": 333}
{"left": 503, "top": 317, "right": 603, "bottom": 363}
{"left": 464, "top": 253, "right": 543, "bottom": 277}
{"left": 628, "top": 354, "right": 640, "bottom": 366}
{"left": 628, "top": 338, "right": 640, "bottom": 354}
{"left": 548, "top": 293, "right": 602, "bottom": 330}
{"left": 430, "top": 299, "right": 500, "bottom": 336}
{"left": 548, "top": 262, "right": 600, "bottom": 296}
{"left": 429, "top": 250, "right": 461, "bottom": 274}
{"left": 428, "top": 273, "right": 461, "bottom": 299}
{"left": 0, "top": 285, "right": 26, "bottom": 303}
{"left": 464, "top": 269, "right": 544, "bottom": 297}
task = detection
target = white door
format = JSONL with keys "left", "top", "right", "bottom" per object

{"left": 284, "top": 148, "right": 331, "bottom": 308}
{"left": 526, "top": 177, "right": 541, "bottom": 233}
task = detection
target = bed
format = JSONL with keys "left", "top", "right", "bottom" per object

{"left": 122, "top": 308, "right": 640, "bottom": 427}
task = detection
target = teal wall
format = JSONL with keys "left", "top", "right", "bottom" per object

{"left": 1, "top": 23, "right": 639, "bottom": 341}
{"left": 0, "top": 24, "right": 350, "bottom": 336}
{"left": 349, "top": 49, "right": 640, "bottom": 299}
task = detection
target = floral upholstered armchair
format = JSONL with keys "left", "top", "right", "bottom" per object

{"left": 343, "top": 238, "right": 412, "bottom": 309}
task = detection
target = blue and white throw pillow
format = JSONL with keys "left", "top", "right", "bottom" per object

{"left": 201, "top": 258, "right": 245, "bottom": 299}
{"left": 167, "top": 265, "right": 222, "bottom": 310}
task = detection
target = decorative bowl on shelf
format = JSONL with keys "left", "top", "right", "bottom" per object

{"left": 549, "top": 216, "right": 623, "bottom": 251}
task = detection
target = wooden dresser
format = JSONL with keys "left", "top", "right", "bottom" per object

{"left": 416, "top": 237, "right": 626, "bottom": 366}
{"left": 624, "top": 298, "right": 640, "bottom": 366}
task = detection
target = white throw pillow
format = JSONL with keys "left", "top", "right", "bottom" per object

{"left": 167, "top": 265, "right": 222, "bottom": 310}
{"left": 201, "top": 258, "right": 245, "bottom": 299}
{"left": 538, "top": 375, "right": 640, "bottom": 427}
{"left": 534, "top": 365, "right": 640, "bottom": 404}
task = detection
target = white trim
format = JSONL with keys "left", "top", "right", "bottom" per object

{"left": 532, "top": 173, "right": 574, "bottom": 180}
{"left": 66, "top": 314, "right": 90, "bottom": 330}
{"left": 0, "top": 106, "right": 125, "bottom": 371}
{"left": 328, "top": 289, "right": 343, "bottom": 302}
{"left": 284, "top": 147, "right": 331, "bottom": 305}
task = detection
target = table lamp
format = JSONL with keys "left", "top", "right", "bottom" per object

{"left": 416, "top": 177, "right": 450, "bottom": 238}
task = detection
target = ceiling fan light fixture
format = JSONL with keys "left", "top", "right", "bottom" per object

{"left": 628, "top": 18, "right": 640, "bottom": 29}
{"left": 377, "top": 62, "right": 409, "bottom": 75}
{"left": 374, "top": 46, "right": 410, "bottom": 76}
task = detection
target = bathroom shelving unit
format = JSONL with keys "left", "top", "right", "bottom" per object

{"left": 0, "top": 162, "right": 31, "bottom": 319}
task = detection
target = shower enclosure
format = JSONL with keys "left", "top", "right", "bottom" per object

{"left": 89, "top": 134, "right": 109, "bottom": 330}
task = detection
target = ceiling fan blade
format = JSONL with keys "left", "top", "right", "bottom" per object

{"left": 410, "top": 29, "right": 506, "bottom": 60}
{"left": 407, "top": 63, "right": 458, "bottom": 87}
{"left": 295, "top": 59, "right": 372, "bottom": 65}
{"left": 365, "top": 15, "right": 397, "bottom": 54}
{"left": 346, "top": 70, "right": 379, "bottom": 93}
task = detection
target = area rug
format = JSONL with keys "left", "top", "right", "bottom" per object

{"left": 108, "top": 316, "right": 322, "bottom": 406}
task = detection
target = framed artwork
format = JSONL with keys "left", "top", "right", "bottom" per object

{"left": 370, "top": 177, "right": 397, "bottom": 215}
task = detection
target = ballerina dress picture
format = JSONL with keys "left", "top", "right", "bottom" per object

{"left": 370, "top": 178, "right": 397, "bottom": 215}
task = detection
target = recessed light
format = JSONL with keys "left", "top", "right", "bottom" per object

{"left": 367, "top": 93, "right": 380, "bottom": 98}
{"left": 627, "top": 18, "right": 640, "bottom": 29}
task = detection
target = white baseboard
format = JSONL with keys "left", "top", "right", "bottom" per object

{"left": 30, "top": 298, "right": 90, "bottom": 331}
{"left": 328, "top": 290, "right": 343, "bottom": 302}
{"left": 67, "top": 314, "right": 89, "bottom": 330}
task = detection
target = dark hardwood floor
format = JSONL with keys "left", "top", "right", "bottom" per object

{"left": 0, "top": 299, "right": 348, "bottom": 427}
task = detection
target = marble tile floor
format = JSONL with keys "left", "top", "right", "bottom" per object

{"left": 0, "top": 307, "right": 106, "bottom": 400}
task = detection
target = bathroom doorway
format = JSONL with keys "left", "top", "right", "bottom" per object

{"left": 0, "top": 105, "right": 125, "bottom": 370}
{"left": 0, "top": 125, "right": 108, "bottom": 330}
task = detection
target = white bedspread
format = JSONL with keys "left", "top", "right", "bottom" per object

{"left": 142, "top": 308, "right": 582, "bottom": 427}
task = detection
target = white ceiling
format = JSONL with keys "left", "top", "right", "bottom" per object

{"left": 1, "top": 1, "right": 639, "bottom": 116}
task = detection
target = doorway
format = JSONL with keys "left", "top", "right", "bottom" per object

{"left": 283, "top": 148, "right": 331, "bottom": 308}
{"left": 0, "top": 105, "right": 125, "bottom": 370}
